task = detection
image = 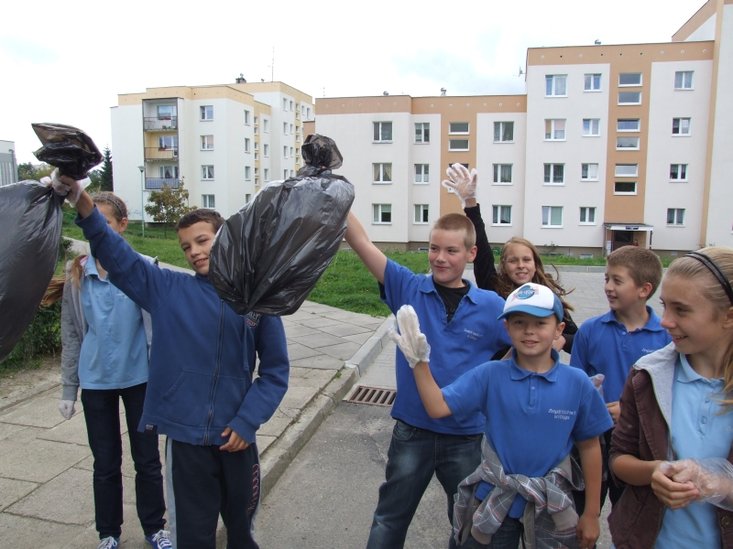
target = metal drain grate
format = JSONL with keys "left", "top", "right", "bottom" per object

{"left": 345, "top": 385, "right": 396, "bottom": 407}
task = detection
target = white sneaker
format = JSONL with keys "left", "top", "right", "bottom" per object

{"left": 97, "top": 537, "right": 119, "bottom": 549}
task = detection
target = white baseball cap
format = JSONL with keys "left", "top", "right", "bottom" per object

{"left": 498, "top": 283, "right": 564, "bottom": 321}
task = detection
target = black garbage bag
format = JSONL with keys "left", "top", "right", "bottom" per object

{"left": 209, "top": 134, "right": 354, "bottom": 315}
{"left": 32, "top": 122, "right": 103, "bottom": 179}
{"left": 0, "top": 181, "right": 65, "bottom": 362}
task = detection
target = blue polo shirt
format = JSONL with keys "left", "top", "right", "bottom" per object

{"left": 78, "top": 256, "right": 149, "bottom": 390}
{"left": 570, "top": 307, "right": 671, "bottom": 403}
{"left": 443, "top": 351, "right": 612, "bottom": 517}
{"left": 655, "top": 355, "right": 733, "bottom": 549}
{"left": 381, "top": 259, "right": 510, "bottom": 435}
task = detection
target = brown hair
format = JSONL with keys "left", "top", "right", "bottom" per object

{"left": 496, "top": 237, "right": 574, "bottom": 312}
{"left": 607, "top": 245, "right": 663, "bottom": 297}
{"left": 431, "top": 213, "right": 476, "bottom": 249}
{"left": 176, "top": 209, "right": 224, "bottom": 233}
{"left": 666, "top": 246, "right": 733, "bottom": 406}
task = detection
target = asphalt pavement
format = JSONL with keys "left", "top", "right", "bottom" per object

{"left": 0, "top": 262, "right": 656, "bottom": 548}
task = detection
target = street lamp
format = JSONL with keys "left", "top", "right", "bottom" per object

{"left": 138, "top": 165, "right": 145, "bottom": 238}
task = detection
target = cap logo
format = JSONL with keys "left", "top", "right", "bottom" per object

{"left": 514, "top": 285, "right": 536, "bottom": 300}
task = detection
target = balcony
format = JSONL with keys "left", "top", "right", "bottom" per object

{"left": 145, "top": 177, "right": 182, "bottom": 190}
{"left": 144, "top": 117, "right": 178, "bottom": 131}
{"left": 144, "top": 147, "right": 178, "bottom": 160}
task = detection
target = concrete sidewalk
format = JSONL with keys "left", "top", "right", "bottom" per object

{"left": 0, "top": 287, "right": 392, "bottom": 547}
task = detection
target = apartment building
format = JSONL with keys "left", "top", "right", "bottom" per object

{"left": 0, "top": 140, "right": 18, "bottom": 187}
{"left": 111, "top": 80, "right": 314, "bottom": 220}
{"left": 314, "top": 0, "right": 732, "bottom": 256}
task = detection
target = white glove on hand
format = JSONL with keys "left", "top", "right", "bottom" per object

{"left": 389, "top": 304, "right": 431, "bottom": 368}
{"left": 43, "top": 169, "right": 89, "bottom": 206}
{"left": 441, "top": 163, "right": 478, "bottom": 208}
{"left": 58, "top": 399, "right": 76, "bottom": 420}
{"left": 661, "top": 458, "right": 733, "bottom": 509}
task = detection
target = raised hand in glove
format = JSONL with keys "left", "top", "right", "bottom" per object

{"left": 58, "top": 399, "right": 76, "bottom": 420}
{"left": 441, "top": 163, "right": 478, "bottom": 208}
{"left": 42, "top": 169, "right": 90, "bottom": 206}
{"left": 389, "top": 304, "right": 431, "bottom": 368}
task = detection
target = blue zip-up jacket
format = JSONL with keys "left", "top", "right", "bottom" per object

{"left": 77, "top": 208, "right": 290, "bottom": 446}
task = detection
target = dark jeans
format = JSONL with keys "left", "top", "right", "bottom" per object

{"left": 366, "top": 419, "right": 483, "bottom": 549}
{"left": 81, "top": 383, "right": 165, "bottom": 539}
{"left": 169, "top": 439, "right": 260, "bottom": 549}
{"left": 573, "top": 428, "right": 624, "bottom": 515}
{"left": 459, "top": 517, "right": 524, "bottom": 548}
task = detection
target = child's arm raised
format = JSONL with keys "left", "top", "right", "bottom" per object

{"left": 344, "top": 212, "right": 387, "bottom": 284}
{"left": 390, "top": 305, "right": 452, "bottom": 418}
{"left": 575, "top": 437, "right": 602, "bottom": 549}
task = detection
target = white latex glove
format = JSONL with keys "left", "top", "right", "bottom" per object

{"left": 661, "top": 458, "right": 733, "bottom": 510}
{"left": 42, "top": 169, "right": 90, "bottom": 206}
{"left": 441, "top": 163, "right": 478, "bottom": 208}
{"left": 58, "top": 399, "right": 76, "bottom": 420}
{"left": 389, "top": 304, "right": 431, "bottom": 368}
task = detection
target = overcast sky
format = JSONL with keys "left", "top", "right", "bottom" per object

{"left": 2, "top": 0, "right": 706, "bottom": 165}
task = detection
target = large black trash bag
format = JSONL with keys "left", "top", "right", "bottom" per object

{"left": 0, "top": 182, "right": 65, "bottom": 362}
{"left": 32, "top": 122, "right": 103, "bottom": 179}
{"left": 209, "top": 134, "right": 354, "bottom": 315}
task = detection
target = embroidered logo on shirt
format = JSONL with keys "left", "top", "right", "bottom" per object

{"left": 548, "top": 408, "right": 576, "bottom": 421}
{"left": 245, "top": 312, "right": 261, "bottom": 327}
{"left": 464, "top": 328, "right": 482, "bottom": 341}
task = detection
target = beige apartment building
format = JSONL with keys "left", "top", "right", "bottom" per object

{"left": 111, "top": 79, "right": 314, "bottom": 220}
{"left": 313, "top": 0, "right": 732, "bottom": 256}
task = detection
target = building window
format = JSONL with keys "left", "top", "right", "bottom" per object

{"left": 545, "top": 74, "right": 567, "bottom": 96}
{"left": 541, "top": 206, "right": 563, "bottom": 227}
{"left": 158, "top": 135, "right": 177, "bottom": 150}
{"left": 616, "top": 136, "right": 640, "bottom": 150}
{"left": 449, "top": 122, "right": 469, "bottom": 134}
{"left": 282, "top": 98, "right": 288, "bottom": 110}
{"left": 283, "top": 169, "right": 289, "bottom": 179}
{"left": 264, "top": 168, "right": 269, "bottom": 181}
{"left": 244, "top": 138, "right": 251, "bottom": 153}
{"left": 674, "top": 71, "right": 694, "bottom": 90}
{"left": 492, "top": 164, "right": 513, "bottom": 184}
{"left": 202, "top": 194, "right": 215, "bottom": 208}
{"left": 614, "top": 181, "right": 637, "bottom": 195}
{"left": 415, "top": 122, "right": 430, "bottom": 143}
{"left": 544, "top": 119, "right": 566, "bottom": 140}
{"left": 667, "top": 208, "right": 685, "bottom": 225}
{"left": 373, "top": 163, "right": 392, "bottom": 183}
{"left": 244, "top": 110, "right": 251, "bottom": 125}
{"left": 373, "top": 121, "right": 393, "bottom": 142}
{"left": 283, "top": 122, "right": 288, "bottom": 134}
{"left": 160, "top": 165, "right": 178, "bottom": 179}
{"left": 492, "top": 205, "right": 512, "bottom": 226}
{"left": 283, "top": 146, "right": 288, "bottom": 158}
{"left": 544, "top": 163, "right": 565, "bottom": 185}
{"left": 157, "top": 105, "right": 175, "bottom": 120}
{"left": 263, "top": 144, "right": 269, "bottom": 157}
{"left": 449, "top": 139, "right": 469, "bottom": 151}
{"left": 670, "top": 164, "right": 688, "bottom": 182}
{"left": 617, "top": 118, "right": 641, "bottom": 132}
{"left": 200, "top": 105, "right": 214, "bottom": 121}
{"left": 414, "top": 164, "right": 430, "bottom": 184}
{"left": 584, "top": 73, "right": 601, "bottom": 91}
{"left": 619, "top": 73, "right": 642, "bottom": 86}
{"left": 201, "top": 165, "right": 214, "bottom": 180}
{"left": 672, "top": 117, "right": 691, "bottom": 136}
{"left": 615, "top": 164, "right": 638, "bottom": 177}
{"left": 263, "top": 119, "right": 269, "bottom": 132}
{"left": 244, "top": 166, "right": 251, "bottom": 181}
{"left": 582, "top": 119, "right": 600, "bottom": 136}
{"left": 200, "top": 135, "right": 214, "bottom": 150}
{"left": 579, "top": 207, "right": 596, "bottom": 224}
{"left": 581, "top": 163, "right": 599, "bottom": 181}
{"left": 493, "top": 121, "right": 514, "bottom": 142}
{"left": 618, "top": 91, "right": 642, "bottom": 105}
{"left": 414, "top": 204, "right": 429, "bottom": 224}
{"left": 373, "top": 204, "right": 392, "bottom": 224}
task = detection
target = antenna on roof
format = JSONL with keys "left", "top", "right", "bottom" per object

{"left": 518, "top": 67, "right": 524, "bottom": 77}
{"left": 440, "top": 88, "right": 446, "bottom": 96}
{"left": 594, "top": 39, "right": 602, "bottom": 45}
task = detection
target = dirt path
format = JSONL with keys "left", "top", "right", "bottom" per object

{"left": 0, "top": 356, "right": 60, "bottom": 412}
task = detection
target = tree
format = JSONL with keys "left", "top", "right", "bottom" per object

{"left": 98, "top": 147, "right": 113, "bottom": 191}
{"left": 17, "top": 162, "right": 53, "bottom": 181}
{"left": 145, "top": 181, "right": 194, "bottom": 236}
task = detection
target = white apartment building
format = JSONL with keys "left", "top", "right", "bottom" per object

{"left": 0, "top": 140, "right": 18, "bottom": 187}
{"left": 111, "top": 80, "right": 314, "bottom": 220}
{"left": 314, "top": 0, "right": 733, "bottom": 256}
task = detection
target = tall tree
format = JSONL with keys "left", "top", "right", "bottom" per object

{"left": 145, "top": 181, "right": 195, "bottom": 236}
{"left": 17, "top": 162, "right": 53, "bottom": 181}
{"left": 99, "top": 147, "right": 113, "bottom": 191}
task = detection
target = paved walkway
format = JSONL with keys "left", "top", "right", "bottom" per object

{"left": 0, "top": 260, "right": 647, "bottom": 548}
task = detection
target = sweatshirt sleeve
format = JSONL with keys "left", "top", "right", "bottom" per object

{"left": 229, "top": 315, "right": 290, "bottom": 443}
{"left": 464, "top": 204, "right": 498, "bottom": 292}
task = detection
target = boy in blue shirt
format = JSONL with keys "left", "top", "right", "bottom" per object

{"left": 570, "top": 245, "right": 671, "bottom": 511}
{"left": 52, "top": 176, "right": 290, "bottom": 549}
{"left": 344, "top": 212, "right": 511, "bottom": 548}
{"left": 394, "top": 283, "right": 612, "bottom": 548}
